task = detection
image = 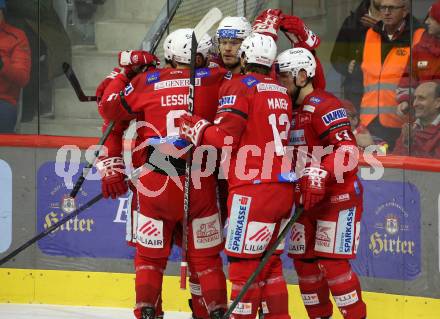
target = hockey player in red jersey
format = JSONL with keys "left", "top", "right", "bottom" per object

{"left": 276, "top": 47, "right": 366, "bottom": 319}
{"left": 212, "top": 16, "right": 252, "bottom": 73}
{"left": 95, "top": 51, "right": 167, "bottom": 319}
{"left": 179, "top": 33, "right": 294, "bottom": 319}
{"left": 98, "top": 28, "right": 228, "bottom": 319}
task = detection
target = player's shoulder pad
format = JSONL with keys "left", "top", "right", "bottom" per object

{"left": 241, "top": 75, "right": 260, "bottom": 88}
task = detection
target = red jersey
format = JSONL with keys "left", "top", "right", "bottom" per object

{"left": 288, "top": 89, "right": 362, "bottom": 206}
{"left": 202, "top": 73, "right": 293, "bottom": 189}
{"left": 100, "top": 67, "right": 228, "bottom": 142}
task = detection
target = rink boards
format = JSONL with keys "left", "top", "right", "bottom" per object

{"left": 1, "top": 136, "right": 440, "bottom": 318}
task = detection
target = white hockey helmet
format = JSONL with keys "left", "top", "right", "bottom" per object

{"left": 216, "top": 16, "right": 252, "bottom": 40}
{"left": 239, "top": 33, "right": 277, "bottom": 68}
{"left": 167, "top": 28, "right": 213, "bottom": 64}
{"left": 276, "top": 47, "right": 316, "bottom": 78}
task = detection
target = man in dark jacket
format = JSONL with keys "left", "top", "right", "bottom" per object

{"left": 331, "top": 0, "right": 381, "bottom": 110}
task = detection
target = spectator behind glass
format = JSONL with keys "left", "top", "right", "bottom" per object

{"left": 341, "top": 98, "right": 389, "bottom": 153}
{"left": 359, "top": 0, "right": 424, "bottom": 151}
{"left": 0, "top": 0, "right": 31, "bottom": 133}
{"left": 331, "top": 0, "right": 381, "bottom": 110}
{"left": 397, "top": 0, "right": 440, "bottom": 116}
{"left": 393, "top": 81, "right": 440, "bottom": 157}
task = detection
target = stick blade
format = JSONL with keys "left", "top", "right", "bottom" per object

{"left": 194, "top": 7, "right": 223, "bottom": 42}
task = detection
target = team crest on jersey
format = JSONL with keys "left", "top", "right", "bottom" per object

{"left": 146, "top": 71, "right": 160, "bottom": 84}
{"left": 309, "top": 96, "right": 322, "bottom": 104}
{"left": 321, "top": 108, "right": 347, "bottom": 126}
{"left": 124, "top": 83, "right": 134, "bottom": 96}
{"left": 219, "top": 95, "right": 236, "bottom": 107}
{"left": 196, "top": 68, "right": 210, "bottom": 78}
{"left": 242, "top": 75, "right": 259, "bottom": 88}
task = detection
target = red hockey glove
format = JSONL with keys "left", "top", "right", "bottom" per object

{"left": 179, "top": 113, "right": 211, "bottom": 146}
{"left": 118, "top": 50, "right": 160, "bottom": 78}
{"left": 280, "top": 15, "right": 320, "bottom": 50}
{"left": 297, "top": 166, "right": 329, "bottom": 210}
{"left": 252, "top": 9, "right": 283, "bottom": 41}
{"left": 95, "top": 67, "right": 122, "bottom": 102}
{"left": 96, "top": 156, "right": 128, "bottom": 199}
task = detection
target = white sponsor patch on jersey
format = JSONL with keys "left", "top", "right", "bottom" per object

{"left": 218, "top": 95, "right": 236, "bottom": 107}
{"left": 321, "top": 108, "right": 348, "bottom": 126}
{"left": 136, "top": 215, "right": 163, "bottom": 248}
{"left": 192, "top": 213, "right": 222, "bottom": 249}
{"left": 314, "top": 220, "right": 336, "bottom": 254}
{"left": 232, "top": 302, "right": 252, "bottom": 315}
{"left": 303, "top": 104, "right": 315, "bottom": 113}
{"left": 301, "top": 293, "right": 320, "bottom": 306}
{"left": 335, "top": 207, "right": 356, "bottom": 255}
{"left": 226, "top": 195, "right": 251, "bottom": 253}
{"left": 243, "top": 221, "right": 275, "bottom": 254}
{"left": 288, "top": 223, "right": 305, "bottom": 254}
{"left": 257, "top": 83, "right": 287, "bottom": 94}
{"left": 154, "top": 78, "right": 201, "bottom": 90}
{"left": 333, "top": 290, "right": 359, "bottom": 307}
{"left": 289, "top": 129, "right": 305, "bottom": 146}
{"left": 160, "top": 94, "right": 189, "bottom": 107}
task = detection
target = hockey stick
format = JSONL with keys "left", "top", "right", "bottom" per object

{"left": 62, "top": 62, "right": 98, "bottom": 102}
{"left": 0, "top": 165, "right": 146, "bottom": 266}
{"left": 223, "top": 206, "right": 304, "bottom": 319}
{"left": 180, "top": 7, "right": 223, "bottom": 290}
